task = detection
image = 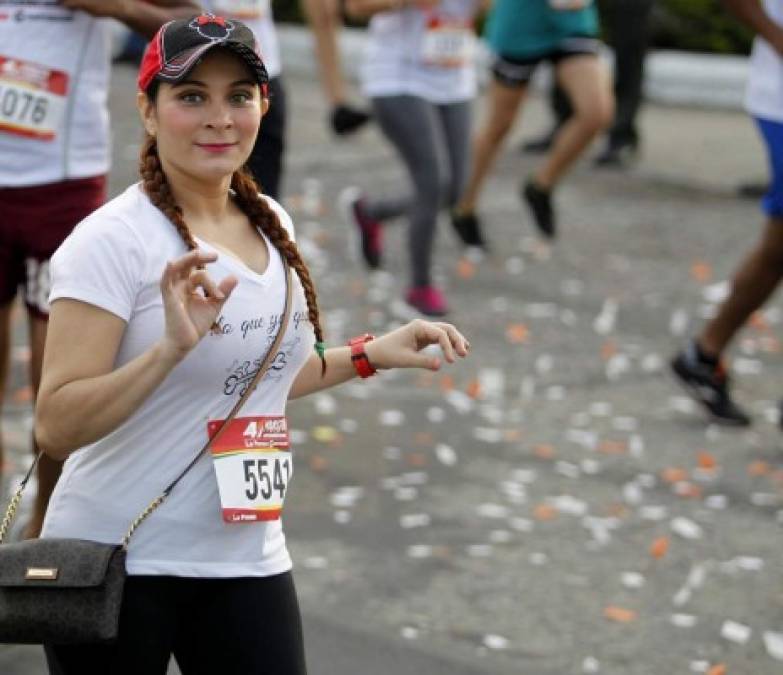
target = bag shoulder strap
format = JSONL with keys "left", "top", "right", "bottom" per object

{"left": 0, "top": 263, "right": 294, "bottom": 548}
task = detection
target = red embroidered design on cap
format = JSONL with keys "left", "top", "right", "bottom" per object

{"left": 189, "top": 14, "right": 235, "bottom": 41}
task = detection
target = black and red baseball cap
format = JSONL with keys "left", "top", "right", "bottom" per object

{"left": 138, "top": 14, "right": 269, "bottom": 95}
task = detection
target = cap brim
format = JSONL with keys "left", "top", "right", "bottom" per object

{"left": 155, "top": 40, "right": 269, "bottom": 90}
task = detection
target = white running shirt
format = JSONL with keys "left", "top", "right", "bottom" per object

{"left": 361, "top": 0, "right": 480, "bottom": 104}
{"left": 205, "top": 0, "right": 282, "bottom": 78}
{"left": 0, "top": 3, "right": 112, "bottom": 186}
{"left": 41, "top": 184, "right": 314, "bottom": 577}
{"left": 745, "top": 0, "right": 783, "bottom": 122}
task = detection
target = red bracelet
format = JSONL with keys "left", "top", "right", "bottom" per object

{"left": 348, "top": 333, "right": 377, "bottom": 378}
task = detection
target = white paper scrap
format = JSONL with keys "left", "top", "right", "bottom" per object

{"left": 671, "top": 517, "right": 703, "bottom": 540}
{"left": 670, "top": 613, "right": 697, "bottom": 628}
{"left": 582, "top": 656, "right": 600, "bottom": 673}
{"left": 763, "top": 631, "right": 783, "bottom": 661}
{"left": 379, "top": 410, "right": 405, "bottom": 426}
{"left": 721, "top": 620, "right": 752, "bottom": 644}
{"left": 435, "top": 443, "right": 458, "bottom": 466}
{"left": 621, "top": 572, "right": 646, "bottom": 589}
{"left": 400, "top": 514, "right": 431, "bottom": 529}
{"left": 483, "top": 634, "right": 509, "bottom": 650}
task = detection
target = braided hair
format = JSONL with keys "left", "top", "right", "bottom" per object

{"left": 139, "top": 134, "right": 327, "bottom": 374}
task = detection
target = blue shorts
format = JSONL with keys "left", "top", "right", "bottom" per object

{"left": 755, "top": 116, "right": 783, "bottom": 218}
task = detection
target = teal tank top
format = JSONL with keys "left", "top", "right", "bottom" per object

{"left": 485, "top": 0, "right": 599, "bottom": 59}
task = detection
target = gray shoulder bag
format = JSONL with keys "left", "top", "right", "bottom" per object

{"left": 0, "top": 263, "right": 292, "bottom": 645}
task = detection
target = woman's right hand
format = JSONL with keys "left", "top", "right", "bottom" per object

{"left": 158, "top": 250, "right": 238, "bottom": 363}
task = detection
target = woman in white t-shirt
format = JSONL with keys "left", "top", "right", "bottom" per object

{"left": 341, "top": 0, "right": 487, "bottom": 317}
{"left": 34, "top": 14, "right": 468, "bottom": 674}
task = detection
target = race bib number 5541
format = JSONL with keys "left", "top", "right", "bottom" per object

{"left": 209, "top": 415, "right": 292, "bottom": 523}
{"left": 0, "top": 56, "right": 69, "bottom": 141}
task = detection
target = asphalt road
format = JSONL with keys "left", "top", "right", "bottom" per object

{"left": 1, "top": 62, "right": 782, "bottom": 675}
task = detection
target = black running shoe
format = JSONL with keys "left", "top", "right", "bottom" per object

{"left": 670, "top": 351, "right": 751, "bottom": 426}
{"left": 522, "top": 180, "right": 556, "bottom": 239}
{"left": 330, "top": 104, "right": 371, "bottom": 136}
{"left": 450, "top": 210, "right": 488, "bottom": 249}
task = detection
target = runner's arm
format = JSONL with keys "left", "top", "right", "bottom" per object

{"left": 60, "top": 0, "right": 201, "bottom": 38}
{"left": 723, "top": 0, "right": 783, "bottom": 55}
{"left": 288, "top": 320, "right": 469, "bottom": 400}
{"left": 34, "top": 300, "right": 185, "bottom": 460}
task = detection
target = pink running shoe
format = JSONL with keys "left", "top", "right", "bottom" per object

{"left": 339, "top": 186, "right": 383, "bottom": 269}
{"left": 405, "top": 285, "right": 449, "bottom": 317}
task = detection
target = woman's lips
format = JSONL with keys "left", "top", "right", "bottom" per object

{"left": 196, "top": 143, "right": 237, "bottom": 153}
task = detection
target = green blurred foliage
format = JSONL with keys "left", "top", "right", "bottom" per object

{"left": 274, "top": 0, "right": 304, "bottom": 24}
{"left": 273, "top": 0, "right": 753, "bottom": 55}
{"left": 651, "top": 0, "right": 752, "bottom": 54}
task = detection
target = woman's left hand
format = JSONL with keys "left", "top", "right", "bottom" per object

{"left": 364, "top": 319, "right": 470, "bottom": 372}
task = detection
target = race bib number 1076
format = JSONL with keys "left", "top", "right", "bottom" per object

{"left": 209, "top": 415, "right": 292, "bottom": 523}
{"left": 0, "top": 56, "right": 69, "bottom": 142}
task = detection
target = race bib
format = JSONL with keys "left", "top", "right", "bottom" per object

{"left": 421, "top": 19, "right": 475, "bottom": 68}
{"left": 549, "top": 0, "right": 592, "bottom": 10}
{"left": 209, "top": 415, "right": 292, "bottom": 523}
{"left": 0, "top": 56, "right": 69, "bottom": 142}
{"left": 212, "top": 0, "right": 269, "bottom": 20}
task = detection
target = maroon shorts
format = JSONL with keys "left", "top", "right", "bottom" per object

{"left": 0, "top": 175, "right": 107, "bottom": 318}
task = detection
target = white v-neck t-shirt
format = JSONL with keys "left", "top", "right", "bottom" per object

{"left": 41, "top": 183, "right": 314, "bottom": 578}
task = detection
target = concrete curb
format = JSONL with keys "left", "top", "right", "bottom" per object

{"left": 277, "top": 25, "right": 750, "bottom": 111}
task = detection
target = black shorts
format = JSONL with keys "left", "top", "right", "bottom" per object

{"left": 492, "top": 37, "right": 602, "bottom": 89}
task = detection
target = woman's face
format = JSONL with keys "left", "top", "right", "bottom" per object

{"left": 138, "top": 49, "right": 266, "bottom": 183}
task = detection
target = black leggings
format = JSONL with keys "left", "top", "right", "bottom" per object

{"left": 45, "top": 572, "right": 307, "bottom": 675}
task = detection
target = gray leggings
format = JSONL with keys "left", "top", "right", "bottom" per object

{"left": 364, "top": 95, "right": 472, "bottom": 287}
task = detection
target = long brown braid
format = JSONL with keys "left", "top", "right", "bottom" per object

{"left": 139, "top": 135, "right": 327, "bottom": 375}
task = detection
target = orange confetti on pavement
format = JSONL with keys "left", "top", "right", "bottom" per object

{"left": 661, "top": 467, "right": 689, "bottom": 483}
{"left": 414, "top": 432, "right": 434, "bottom": 446}
{"left": 601, "top": 340, "right": 618, "bottom": 361}
{"left": 465, "top": 378, "right": 482, "bottom": 399}
{"left": 309, "top": 455, "right": 328, "bottom": 473}
{"left": 707, "top": 665, "right": 727, "bottom": 675}
{"left": 603, "top": 606, "right": 637, "bottom": 623}
{"left": 504, "top": 429, "right": 523, "bottom": 442}
{"left": 674, "top": 482, "right": 703, "bottom": 499}
{"left": 439, "top": 375, "right": 455, "bottom": 392}
{"left": 697, "top": 451, "right": 718, "bottom": 471}
{"left": 690, "top": 260, "right": 712, "bottom": 283}
{"left": 749, "top": 311, "right": 770, "bottom": 331}
{"left": 607, "top": 503, "right": 630, "bottom": 519}
{"left": 505, "top": 323, "right": 529, "bottom": 344}
{"left": 599, "top": 440, "right": 627, "bottom": 455}
{"left": 748, "top": 461, "right": 771, "bottom": 476}
{"left": 457, "top": 257, "right": 476, "bottom": 279}
{"left": 407, "top": 452, "right": 429, "bottom": 467}
{"left": 534, "top": 444, "right": 555, "bottom": 459}
{"left": 533, "top": 503, "right": 557, "bottom": 521}
{"left": 12, "top": 386, "right": 32, "bottom": 404}
{"left": 650, "top": 536, "right": 670, "bottom": 559}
